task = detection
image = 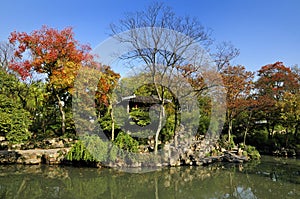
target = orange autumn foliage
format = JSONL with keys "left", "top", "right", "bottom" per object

{"left": 9, "top": 25, "right": 92, "bottom": 91}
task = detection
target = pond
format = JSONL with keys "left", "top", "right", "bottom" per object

{"left": 0, "top": 156, "right": 299, "bottom": 199}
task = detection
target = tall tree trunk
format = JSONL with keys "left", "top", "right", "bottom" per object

{"left": 174, "top": 100, "right": 180, "bottom": 148}
{"left": 154, "top": 103, "right": 165, "bottom": 154}
{"left": 110, "top": 103, "right": 115, "bottom": 141}
{"left": 243, "top": 111, "right": 252, "bottom": 145}
{"left": 243, "top": 127, "right": 248, "bottom": 146}
{"left": 56, "top": 94, "right": 65, "bottom": 135}
{"left": 153, "top": 81, "right": 164, "bottom": 154}
{"left": 228, "top": 119, "right": 232, "bottom": 145}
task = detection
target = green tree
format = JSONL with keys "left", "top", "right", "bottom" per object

{"left": 0, "top": 69, "right": 32, "bottom": 143}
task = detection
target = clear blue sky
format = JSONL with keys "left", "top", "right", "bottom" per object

{"left": 1, "top": 0, "right": 300, "bottom": 72}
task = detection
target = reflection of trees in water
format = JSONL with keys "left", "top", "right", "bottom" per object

{"left": 0, "top": 159, "right": 299, "bottom": 198}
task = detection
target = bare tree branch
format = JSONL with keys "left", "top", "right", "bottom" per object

{"left": 212, "top": 41, "right": 240, "bottom": 71}
{"left": 0, "top": 42, "right": 15, "bottom": 72}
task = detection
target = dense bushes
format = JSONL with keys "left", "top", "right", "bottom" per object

{"left": 0, "top": 69, "right": 33, "bottom": 143}
{"left": 66, "top": 133, "right": 140, "bottom": 164}
{"left": 114, "top": 132, "right": 139, "bottom": 153}
{"left": 0, "top": 95, "right": 32, "bottom": 143}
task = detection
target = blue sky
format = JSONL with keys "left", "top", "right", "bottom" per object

{"left": 1, "top": 0, "right": 300, "bottom": 72}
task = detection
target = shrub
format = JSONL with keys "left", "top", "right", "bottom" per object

{"left": 219, "top": 134, "right": 236, "bottom": 150}
{"left": 66, "top": 139, "right": 96, "bottom": 162}
{"left": 245, "top": 145, "right": 261, "bottom": 160}
{"left": 66, "top": 135, "right": 118, "bottom": 163}
{"left": 0, "top": 94, "right": 32, "bottom": 143}
{"left": 114, "top": 132, "right": 139, "bottom": 153}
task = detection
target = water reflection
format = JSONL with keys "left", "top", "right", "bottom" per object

{"left": 0, "top": 156, "right": 299, "bottom": 199}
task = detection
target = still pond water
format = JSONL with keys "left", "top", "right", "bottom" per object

{"left": 0, "top": 156, "right": 299, "bottom": 199}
